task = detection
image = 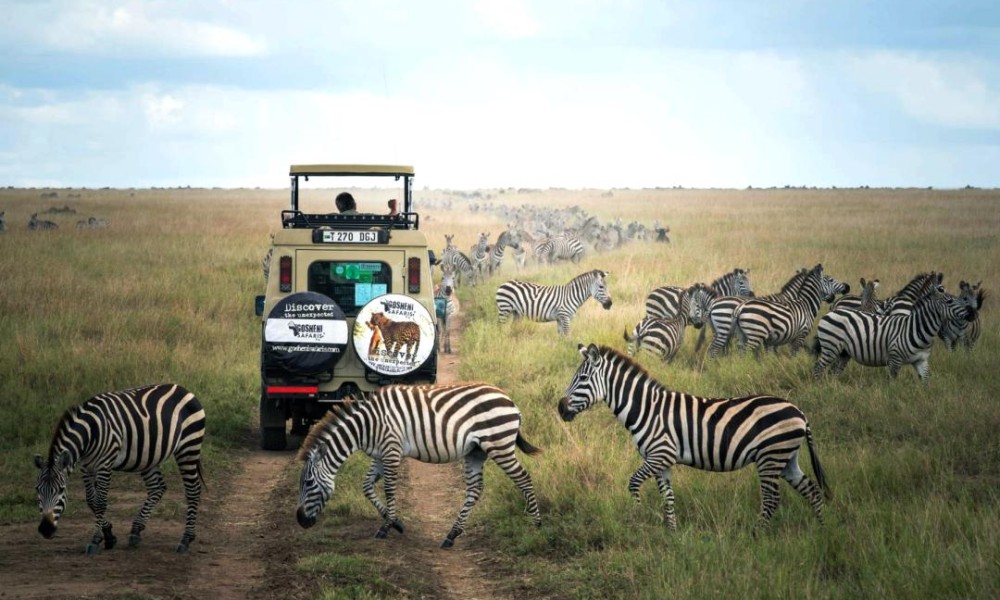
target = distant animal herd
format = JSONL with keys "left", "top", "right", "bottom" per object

{"left": 0, "top": 197, "right": 110, "bottom": 233}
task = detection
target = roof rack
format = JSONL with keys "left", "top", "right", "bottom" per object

{"left": 281, "top": 210, "right": 419, "bottom": 231}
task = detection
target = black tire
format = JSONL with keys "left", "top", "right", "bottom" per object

{"left": 260, "top": 393, "right": 287, "bottom": 451}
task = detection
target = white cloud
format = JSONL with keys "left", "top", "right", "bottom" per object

{"left": 849, "top": 51, "right": 1000, "bottom": 129}
{"left": 38, "top": 1, "right": 266, "bottom": 57}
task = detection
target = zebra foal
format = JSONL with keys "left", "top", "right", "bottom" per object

{"left": 34, "top": 384, "right": 206, "bottom": 554}
{"left": 496, "top": 269, "right": 613, "bottom": 336}
{"left": 296, "top": 383, "right": 542, "bottom": 548}
{"left": 559, "top": 344, "right": 830, "bottom": 531}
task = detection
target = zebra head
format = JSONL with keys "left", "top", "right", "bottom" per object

{"left": 820, "top": 273, "right": 851, "bottom": 303}
{"left": 558, "top": 344, "right": 609, "bottom": 422}
{"left": 33, "top": 450, "right": 73, "bottom": 539}
{"left": 590, "top": 270, "right": 613, "bottom": 310}
{"left": 296, "top": 446, "right": 334, "bottom": 529}
{"left": 687, "top": 283, "right": 711, "bottom": 328}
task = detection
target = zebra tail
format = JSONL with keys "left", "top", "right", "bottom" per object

{"left": 806, "top": 425, "right": 830, "bottom": 501}
{"left": 515, "top": 432, "right": 543, "bottom": 456}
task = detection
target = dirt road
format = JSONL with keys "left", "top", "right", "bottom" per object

{"left": 0, "top": 312, "right": 509, "bottom": 600}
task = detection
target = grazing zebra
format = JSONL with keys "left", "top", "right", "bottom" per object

{"left": 29, "top": 213, "right": 58, "bottom": 230}
{"left": 624, "top": 314, "right": 688, "bottom": 363}
{"left": 697, "top": 268, "right": 810, "bottom": 357}
{"left": 646, "top": 268, "right": 753, "bottom": 321}
{"left": 812, "top": 276, "right": 976, "bottom": 382}
{"left": 496, "top": 269, "right": 613, "bottom": 336}
{"left": 434, "top": 266, "right": 460, "bottom": 354}
{"left": 488, "top": 229, "right": 521, "bottom": 275}
{"left": 938, "top": 280, "right": 986, "bottom": 351}
{"left": 733, "top": 265, "right": 838, "bottom": 356}
{"left": 559, "top": 344, "right": 829, "bottom": 531}
{"left": 830, "top": 278, "right": 883, "bottom": 313}
{"left": 33, "top": 384, "right": 206, "bottom": 554}
{"left": 295, "top": 383, "right": 542, "bottom": 548}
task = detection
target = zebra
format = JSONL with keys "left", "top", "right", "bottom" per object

{"left": 534, "top": 232, "right": 586, "bottom": 264}
{"left": 434, "top": 266, "right": 460, "bottom": 354}
{"left": 496, "top": 269, "right": 613, "bottom": 336}
{"left": 295, "top": 383, "right": 542, "bottom": 548}
{"left": 881, "top": 272, "right": 939, "bottom": 316}
{"left": 488, "top": 229, "right": 521, "bottom": 275}
{"left": 33, "top": 384, "right": 206, "bottom": 554}
{"left": 29, "top": 213, "right": 58, "bottom": 230}
{"left": 830, "top": 277, "right": 883, "bottom": 313}
{"left": 438, "top": 247, "right": 477, "bottom": 288}
{"left": 811, "top": 276, "right": 976, "bottom": 382}
{"left": 938, "top": 280, "right": 986, "bottom": 351}
{"left": 646, "top": 268, "right": 753, "bottom": 321}
{"left": 558, "top": 344, "right": 829, "bottom": 531}
{"left": 624, "top": 314, "right": 688, "bottom": 363}
{"left": 469, "top": 232, "right": 491, "bottom": 281}
{"left": 696, "top": 268, "right": 810, "bottom": 357}
{"left": 0, "top": 210, "right": 6, "bottom": 232}
{"left": 733, "top": 265, "right": 839, "bottom": 356}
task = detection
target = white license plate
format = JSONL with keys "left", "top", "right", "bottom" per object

{"left": 321, "top": 230, "right": 380, "bottom": 244}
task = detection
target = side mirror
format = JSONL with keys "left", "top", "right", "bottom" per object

{"left": 255, "top": 295, "right": 266, "bottom": 317}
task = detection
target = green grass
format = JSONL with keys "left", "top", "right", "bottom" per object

{"left": 1, "top": 186, "right": 998, "bottom": 598}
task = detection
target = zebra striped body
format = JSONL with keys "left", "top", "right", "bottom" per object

{"left": 34, "top": 384, "right": 206, "bottom": 554}
{"left": 698, "top": 269, "right": 809, "bottom": 357}
{"left": 488, "top": 229, "right": 521, "bottom": 275}
{"left": 470, "top": 232, "right": 491, "bottom": 280}
{"left": 939, "top": 280, "right": 985, "bottom": 351}
{"left": 559, "top": 344, "right": 829, "bottom": 530}
{"left": 881, "top": 272, "right": 939, "bottom": 316}
{"left": 434, "top": 266, "right": 460, "bottom": 354}
{"left": 645, "top": 268, "right": 753, "bottom": 321}
{"left": 812, "top": 280, "right": 975, "bottom": 381}
{"left": 535, "top": 232, "right": 585, "bottom": 264}
{"left": 29, "top": 213, "right": 58, "bottom": 230}
{"left": 830, "top": 278, "right": 882, "bottom": 313}
{"left": 624, "top": 314, "right": 688, "bottom": 363}
{"left": 0, "top": 211, "right": 6, "bottom": 232}
{"left": 732, "top": 264, "right": 832, "bottom": 356}
{"left": 295, "top": 383, "right": 542, "bottom": 548}
{"left": 438, "top": 248, "right": 476, "bottom": 287}
{"left": 496, "top": 269, "right": 613, "bottom": 336}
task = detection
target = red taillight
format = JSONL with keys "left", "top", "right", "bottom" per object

{"left": 408, "top": 257, "right": 420, "bottom": 293}
{"left": 266, "top": 386, "right": 318, "bottom": 397}
{"left": 279, "top": 256, "right": 292, "bottom": 292}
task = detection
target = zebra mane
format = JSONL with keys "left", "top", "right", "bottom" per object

{"left": 572, "top": 269, "right": 606, "bottom": 283}
{"left": 46, "top": 404, "right": 82, "bottom": 466}
{"left": 777, "top": 269, "right": 809, "bottom": 295}
{"left": 597, "top": 344, "right": 654, "bottom": 381}
{"left": 893, "top": 272, "right": 937, "bottom": 299}
{"left": 297, "top": 399, "right": 356, "bottom": 461}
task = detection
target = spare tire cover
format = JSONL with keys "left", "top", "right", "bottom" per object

{"left": 353, "top": 293, "right": 436, "bottom": 376}
{"left": 264, "top": 292, "right": 348, "bottom": 374}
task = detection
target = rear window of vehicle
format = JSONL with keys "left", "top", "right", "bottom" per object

{"left": 307, "top": 261, "right": 392, "bottom": 316}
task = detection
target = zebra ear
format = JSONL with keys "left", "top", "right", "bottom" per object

{"left": 586, "top": 344, "right": 601, "bottom": 363}
{"left": 33, "top": 454, "right": 45, "bottom": 470}
{"left": 576, "top": 343, "right": 587, "bottom": 356}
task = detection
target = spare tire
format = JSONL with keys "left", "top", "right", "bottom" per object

{"left": 352, "top": 293, "right": 436, "bottom": 376}
{"left": 263, "top": 291, "right": 348, "bottom": 375}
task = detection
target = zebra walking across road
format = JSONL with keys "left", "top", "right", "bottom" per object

{"left": 558, "top": 344, "right": 830, "bottom": 531}
{"left": 295, "top": 383, "right": 542, "bottom": 548}
{"left": 496, "top": 269, "right": 613, "bottom": 336}
{"left": 33, "top": 384, "right": 206, "bottom": 554}
{"left": 812, "top": 276, "right": 976, "bottom": 382}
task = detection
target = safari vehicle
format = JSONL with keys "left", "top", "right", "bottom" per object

{"left": 255, "top": 164, "right": 437, "bottom": 450}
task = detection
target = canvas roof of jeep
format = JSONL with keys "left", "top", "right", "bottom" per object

{"left": 289, "top": 164, "right": 414, "bottom": 177}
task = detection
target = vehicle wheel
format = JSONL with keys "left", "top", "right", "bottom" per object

{"left": 260, "top": 393, "right": 287, "bottom": 451}
{"left": 260, "top": 426, "right": 287, "bottom": 451}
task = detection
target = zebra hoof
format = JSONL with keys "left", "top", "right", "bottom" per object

{"left": 176, "top": 543, "right": 190, "bottom": 554}
{"left": 104, "top": 534, "right": 117, "bottom": 550}
{"left": 85, "top": 543, "right": 100, "bottom": 555}
{"left": 374, "top": 525, "right": 390, "bottom": 539}
{"left": 440, "top": 538, "right": 454, "bottom": 549}
{"left": 128, "top": 534, "right": 142, "bottom": 548}
{"left": 392, "top": 519, "right": 404, "bottom": 534}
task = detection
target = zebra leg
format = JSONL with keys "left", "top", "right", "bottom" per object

{"left": 781, "top": 453, "right": 825, "bottom": 525}
{"left": 754, "top": 460, "right": 784, "bottom": 534}
{"left": 176, "top": 458, "right": 203, "bottom": 553}
{"left": 374, "top": 450, "right": 403, "bottom": 539}
{"left": 913, "top": 358, "right": 931, "bottom": 384}
{"left": 129, "top": 467, "right": 167, "bottom": 549}
{"left": 363, "top": 460, "right": 403, "bottom": 534}
{"left": 627, "top": 461, "right": 658, "bottom": 503}
{"left": 491, "top": 448, "right": 541, "bottom": 527}
{"left": 654, "top": 468, "right": 677, "bottom": 531}
{"left": 83, "top": 468, "right": 116, "bottom": 554}
{"left": 443, "top": 315, "right": 451, "bottom": 354}
{"left": 556, "top": 314, "right": 571, "bottom": 337}
{"left": 443, "top": 449, "right": 487, "bottom": 548}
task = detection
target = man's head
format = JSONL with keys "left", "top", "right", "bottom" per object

{"left": 335, "top": 192, "right": 357, "bottom": 213}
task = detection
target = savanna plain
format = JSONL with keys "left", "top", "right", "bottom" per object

{"left": 0, "top": 186, "right": 997, "bottom": 599}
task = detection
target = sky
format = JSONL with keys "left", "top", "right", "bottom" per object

{"left": 0, "top": 0, "right": 998, "bottom": 190}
